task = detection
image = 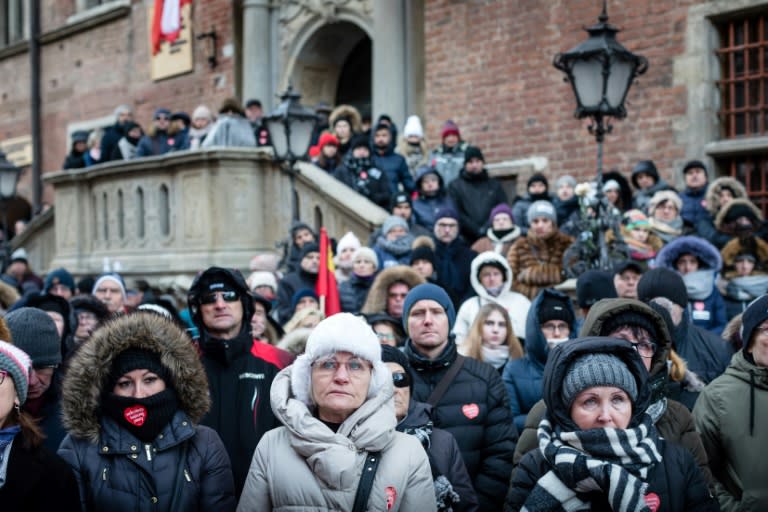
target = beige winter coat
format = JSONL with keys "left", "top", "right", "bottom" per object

{"left": 237, "top": 366, "right": 437, "bottom": 511}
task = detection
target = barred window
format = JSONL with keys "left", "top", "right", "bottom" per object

{"left": 715, "top": 13, "right": 768, "bottom": 217}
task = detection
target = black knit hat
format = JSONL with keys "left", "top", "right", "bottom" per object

{"left": 637, "top": 268, "right": 688, "bottom": 308}
{"left": 682, "top": 159, "right": 707, "bottom": 175}
{"left": 464, "top": 146, "right": 484, "bottom": 162}
{"left": 538, "top": 295, "right": 574, "bottom": 326}
{"left": 410, "top": 245, "right": 435, "bottom": 265}
{"left": 527, "top": 173, "right": 548, "bottom": 190}
{"left": 741, "top": 295, "right": 768, "bottom": 350}
{"left": 723, "top": 203, "right": 760, "bottom": 224}
{"left": 107, "top": 348, "right": 171, "bottom": 390}
{"left": 576, "top": 270, "right": 618, "bottom": 308}
{"left": 350, "top": 135, "right": 370, "bottom": 151}
{"left": 381, "top": 344, "right": 413, "bottom": 392}
{"left": 600, "top": 311, "right": 660, "bottom": 342}
{"left": 299, "top": 242, "right": 320, "bottom": 260}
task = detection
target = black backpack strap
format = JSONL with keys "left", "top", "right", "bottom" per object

{"left": 352, "top": 451, "right": 381, "bottom": 512}
{"left": 427, "top": 355, "right": 465, "bottom": 407}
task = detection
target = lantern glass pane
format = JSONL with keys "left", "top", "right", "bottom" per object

{"left": 266, "top": 119, "right": 289, "bottom": 159}
{"left": 606, "top": 57, "right": 633, "bottom": 108}
{"left": 289, "top": 118, "right": 315, "bottom": 159}
{"left": 571, "top": 57, "right": 604, "bottom": 109}
{"left": 0, "top": 168, "right": 18, "bottom": 199}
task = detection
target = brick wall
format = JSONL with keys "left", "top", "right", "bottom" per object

{"left": 0, "top": 0, "right": 236, "bottom": 204}
{"left": 424, "top": 0, "right": 698, "bottom": 189}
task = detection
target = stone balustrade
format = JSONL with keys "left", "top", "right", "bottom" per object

{"left": 41, "top": 148, "right": 388, "bottom": 280}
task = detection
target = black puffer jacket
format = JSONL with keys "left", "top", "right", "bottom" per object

{"left": 398, "top": 401, "right": 479, "bottom": 512}
{"left": 448, "top": 168, "right": 508, "bottom": 243}
{"left": 338, "top": 273, "right": 373, "bottom": 314}
{"left": 58, "top": 313, "right": 236, "bottom": 511}
{"left": 505, "top": 337, "right": 717, "bottom": 512}
{"left": 404, "top": 338, "right": 517, "bottom": 510}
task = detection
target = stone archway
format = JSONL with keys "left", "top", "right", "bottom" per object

{"left": 286, "top": 21, "right": 371, "bottom": 112}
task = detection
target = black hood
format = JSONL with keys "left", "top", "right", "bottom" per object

{"left": 543, "top": 336, "right": 650, "bottom": 431}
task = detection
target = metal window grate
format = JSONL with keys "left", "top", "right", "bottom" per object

{"left": 716, "top": 15, "right": 768, "bottom": 138}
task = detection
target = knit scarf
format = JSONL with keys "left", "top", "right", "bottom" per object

{"left": 376, "top": 234, "right": 415, "bottom": 256}
{"left": 522, "top": 415, "right": 662, "bottom": 512}
{"left": 648, "top": 217, "right": 682, "bottom": 244}
{"left": 481, "top": 344, "right": 509, "bottom": 369}
{"left": 682, "top": 270, "right": 715, "bottom": 301}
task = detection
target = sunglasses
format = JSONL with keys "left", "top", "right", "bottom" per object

{"left": 392, "top": 372, "right": 411, "bottom": 388}
{"left": 199, "top": 290, "right": 239, "bottom": 305}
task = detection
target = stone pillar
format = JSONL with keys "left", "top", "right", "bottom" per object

{"left": 373, "top": 0, "right": 406, "bottom": 126}
{"left": 242, "top": 0, "right": 272, "bottom": 108}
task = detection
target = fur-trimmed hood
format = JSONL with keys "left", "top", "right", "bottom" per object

{"left": 714, "top": 197, "right": 764, "bottom": 231}
{"left": 361, "top": 265, "right": 426, "bottom": 314}
{"left": 61, "top": 313, "right": 210, "bottom": 443}
{"left": 580, "top": 298, "right": 672, "bottom": 379}
{"left": 705, "top": 176, "right": 748, "bottom": 215}
{"left": 656, "top": 235, "right": 722, "bottom": 271}
{"left": 469, "top": 251, "right": 513, "bottom": 299}
{"left": 329, "top": 104, "right": 363, "bottom": 134}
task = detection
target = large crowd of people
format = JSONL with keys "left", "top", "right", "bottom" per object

{"left": 1, "top": 99, "right": 767, "bottom": 510}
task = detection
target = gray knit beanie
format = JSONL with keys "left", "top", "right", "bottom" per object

{"left": 5, "top": 307, "right": 62, "bottom": 367}
{"left": 527, "top": 200, "right": 557, "bottom": 225}
{"left": 562, "top": 353, "right": 638, "bottom": 407}
{"left": 382, "top": 215, "right": 409, "bottom": 236}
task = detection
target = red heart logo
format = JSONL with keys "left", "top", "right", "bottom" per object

{"left": 644, "top": 492, "right": 660, "bottom": 512}
{"left": 124, "top": 405, "right": 147, "bottom": 426}
{"left": 385, "top": 486, "right": 397, "bottom": 510}
{"left": 462, "top": 403, "right": 480, "bottom": 419}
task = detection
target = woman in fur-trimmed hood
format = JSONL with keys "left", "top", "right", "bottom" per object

{"left": 58, "top": 313, "right": 236, "bottom": 511}
{"left": 696, "top": 176, "right": 749, "bottom": 248}
{"left": 328, "top": 104, "right": 362, "bottom": 158}
{"left": 360, "top": 265, "right": 425, "bottom": 317}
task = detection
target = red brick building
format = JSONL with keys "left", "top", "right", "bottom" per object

{"left": 1, "top": 0, "right": 766, "bottom": 220}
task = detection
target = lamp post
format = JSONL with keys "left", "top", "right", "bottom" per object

{"left": 0, "top": 151, "right": 21, "bottom": 270}
{"left": 554, "top": 1, "right": 647, "bottom": 275}
{"left": 263, "top": 86, "right": 318, "bottom": 222}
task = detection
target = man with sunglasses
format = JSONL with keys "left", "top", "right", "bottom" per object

{"left": 381, "top": 344, "right": 479, "bottom": 511}
{"left": 188, "top": 266, "right": 291, "bottom": 497}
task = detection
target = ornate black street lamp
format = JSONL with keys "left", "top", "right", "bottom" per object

{"left": 264, "top": 86, "right": 318, "bottom": 222}
{"left": 0, "top": 151, "right": 21, "bottom": 270}
{"left": 554, "top": 1, "right": 647, "bottom": 276}
{"left": 553, "top": 0, "right": 647, "bottom": 180}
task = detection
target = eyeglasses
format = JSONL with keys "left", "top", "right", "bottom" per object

{"left": 392, "top": 372, "right": 411, "bottom": 388}
{"left": 376, "top": 332, "right": 395, "bottom": 341}
{"left": 541, "top": 322, "right": 569, "bottom": 334}
{"left": 199, "top": 290, "right": 239, "bottom": 305}
{"left": 312, "top": 356, "right": 371, "bottom": 377}
{"left": 0, "top": 370, "right": 7, "bottom": 386}
{"left": 632, "top": 341, "right": 657, "bottom": 358}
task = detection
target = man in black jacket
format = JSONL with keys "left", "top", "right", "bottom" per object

{"left": 402, "top": 283, "right": 517, "bottom": 510}
{"left": 448, "top": 145, "right": 508, "bottom": 244}
{"left": 188, "top": 267, "right": 292, "bottom": 496}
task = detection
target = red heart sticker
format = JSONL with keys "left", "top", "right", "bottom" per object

{"left": 462, "top": 403, "right": 480, "bottom": 419}
{"left": 124, "top": 405, "right": 147, "bottom": 426}
{"left": 360, "top": 171, "right": 368, "bottom": 179}
{"left": 644, "top": 492, "right": 660, "bottom": 512}
{"left": 694, "top": 301, "right": 705, "bottom": 311}
{"left": 385, "top": 486, "right": 397, "bottom": 510}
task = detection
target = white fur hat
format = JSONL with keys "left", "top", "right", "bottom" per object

{"left": 403, "top": 115, "right": 424, "bottom": 138}
{"left": 336, "top": 231, "right": 361, "bottom": 253}
{"left": 247, "top": 271, "right": 278, "bottom": 292}
{"left": 290, "top": 313, "right": 388, "bottom": 406}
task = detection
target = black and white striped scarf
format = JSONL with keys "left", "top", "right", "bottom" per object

{"left": 522, "top": 414, "right": 663, "bottom": 512}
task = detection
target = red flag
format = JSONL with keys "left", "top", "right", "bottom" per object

{"left": 316, "top": 227, "right": 341, "bottom": 317}
{"left": 151, "top": 0, "right": 191, "bottom": 56}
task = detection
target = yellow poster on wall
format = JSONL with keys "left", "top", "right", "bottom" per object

{"left": 149, "top": 1, "right": 194, "bottom": 81}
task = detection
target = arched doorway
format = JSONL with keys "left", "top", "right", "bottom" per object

{"left": 289, "top": 21, "right": 371, "bottom": 113}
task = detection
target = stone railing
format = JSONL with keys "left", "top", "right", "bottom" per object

{"left": 42, "top": 148, "right": 388, "bottom": 279}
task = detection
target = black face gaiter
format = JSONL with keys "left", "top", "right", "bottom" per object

{"left": 102, "top": 389, "right": 178, "bottom": 443}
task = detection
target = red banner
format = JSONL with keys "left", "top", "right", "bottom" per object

{"left": 316, "top": 227, "right": 341, "bottom": 317}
